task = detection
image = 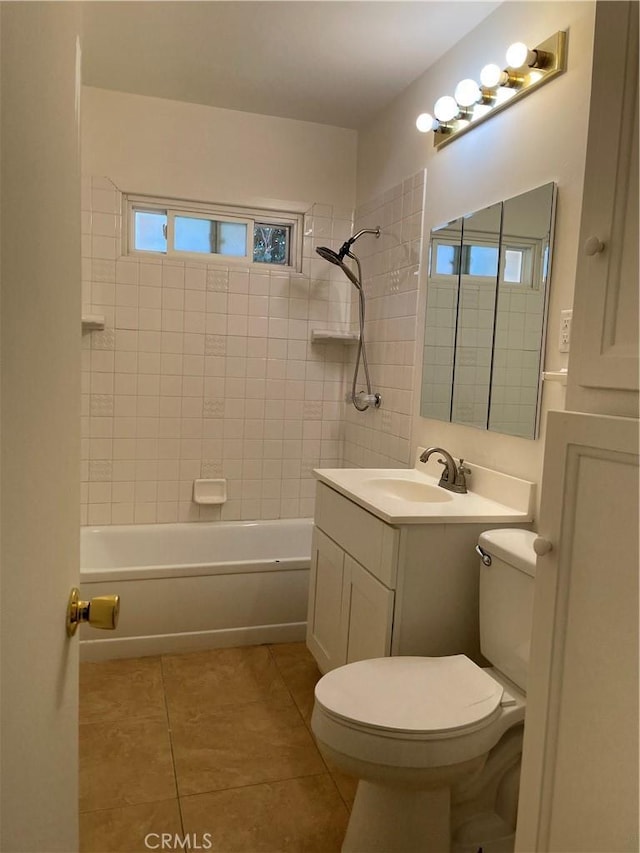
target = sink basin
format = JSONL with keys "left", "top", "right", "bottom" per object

{"left": 363, "top": 478, "right": 453, "bottom": 503}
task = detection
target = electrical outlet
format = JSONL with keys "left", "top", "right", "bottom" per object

{"left": 559, "top": 309, "right": 572, "bottom": 353}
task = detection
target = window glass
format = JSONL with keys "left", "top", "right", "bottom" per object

{"left": 134, "top": 210, "right": 167, "bottom": 253}
{"left": 434, "top": 243, "right": 459, "bottom": 275}
{"left": 463, "top": 244, "right": 499, "bottom": 276}
{"left": 504, "top": 249, "right": 524, "bottom": 283}
{"left": 174, "top": 216, "right": 247, "bottom": 256}
{"left": 253, "top": 224, "right": 290, "bottom": 265}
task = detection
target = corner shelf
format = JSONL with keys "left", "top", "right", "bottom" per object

{"left": 311, "top": 329, "right": 359, "bottom": 344}
{"left": 82, "top": 314, "right": 105, "bottom": 331}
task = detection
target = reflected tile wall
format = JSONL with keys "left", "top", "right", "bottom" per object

{"left": 81, "top": 177, "right": 353, "bottom": 525}
{"left": 342, "top": 170, "right": 425, "bottom": 468}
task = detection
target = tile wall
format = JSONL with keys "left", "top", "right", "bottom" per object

{"left": 342, "top": 170, "right": 425, "bottom": 468}
{"left": 80, "top": 177, "right": 356, "bottom": 525}
{"left": 489, "top": 287, "right": 544, "bottom": 437}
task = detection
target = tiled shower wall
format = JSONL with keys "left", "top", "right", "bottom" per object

{"left": 80, "top": 176, "right": 356, "bottom": 525}
{"left": 342, "top": 170, "right": 425, "bottom": 468}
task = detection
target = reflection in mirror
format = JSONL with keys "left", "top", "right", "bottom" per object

{"left": 420, "top": 218, "right": 462, "bottom": 421}
{"left": 489, "top": 183, "right": 555, "bottom": 438}
{"left": 451, "top": 202, "right": 502, "bottom": 428}
{"left": 420, "top": 182, "right": 556, "bottom": 438}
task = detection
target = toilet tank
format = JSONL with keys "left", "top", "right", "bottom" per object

{"left": 478, "top": 528, "right": 537, "bottom": 692}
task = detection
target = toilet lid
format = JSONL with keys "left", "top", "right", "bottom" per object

{"left": 315, "top": 655, "right": 504, "bottom": 735}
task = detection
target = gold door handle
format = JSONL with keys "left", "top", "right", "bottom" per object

{"left": 66, "top": 587, "right": 120, "bottom": 637}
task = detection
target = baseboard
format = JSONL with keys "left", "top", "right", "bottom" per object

{"left": 79, "top": 622, "right": 307, "bottom": 661}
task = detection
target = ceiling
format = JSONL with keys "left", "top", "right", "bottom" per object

{"left": 82, "top": 1, "right": 500, "bottom": 129}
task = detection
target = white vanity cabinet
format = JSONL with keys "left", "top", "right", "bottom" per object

{"left": 307, "top": 481, "right": 514, "bottom": 674}
{"left": 308, "top": 526, "right": 395, "bottom": 672}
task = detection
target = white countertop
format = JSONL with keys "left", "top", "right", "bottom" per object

{"left": 314, "top": 451, "right": 535, "bottom": 525}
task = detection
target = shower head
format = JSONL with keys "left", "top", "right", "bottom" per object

{"left": 315, "top": 245, "right": 362, "bottom": 289}
{"left": 315, "top": 226, "right": 381, "bottom": 289}
{"left": 315, "top": 245, "right": 342, "bottom": 265}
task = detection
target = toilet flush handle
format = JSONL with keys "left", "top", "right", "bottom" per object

{"left": 475, "top": 545, "right": 492, "bottom": 566}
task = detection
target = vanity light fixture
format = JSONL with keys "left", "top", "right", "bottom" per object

{"left": 417, "top": 30, "right": 567, "bottom": 149}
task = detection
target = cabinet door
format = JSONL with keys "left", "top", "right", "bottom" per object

{"left": 343, "top": 555, "right": 394, "bottom": 664}
{"left": 568, "top": 1, "right": 638, "bottom": 414}
{"left": 306, "top": 528, "right": 348, "bottom": 673}
{"left": 516, "top": 411, "right": 639, "bottom": 852}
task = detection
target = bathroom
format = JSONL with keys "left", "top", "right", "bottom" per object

{"left": 0, "top": 1, "right": 637, "bottom": 852}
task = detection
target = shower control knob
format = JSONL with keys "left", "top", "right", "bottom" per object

{"left": 66, "top": 587, "right": 120, "bottom": 636}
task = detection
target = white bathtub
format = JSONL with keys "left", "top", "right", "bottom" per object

{"left": 80, "top": 518, "right": 313, "bottom": 661}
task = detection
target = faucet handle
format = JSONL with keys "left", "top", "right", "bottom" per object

{"left": 436, "top": 457, "right": 451, "bottom": 481}
{"left": 458, "top": 458, "right": 471, "bottom": 475}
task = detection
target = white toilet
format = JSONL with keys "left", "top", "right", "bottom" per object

{"left": 311, "top": 528, "right": 537, "bottom": 853}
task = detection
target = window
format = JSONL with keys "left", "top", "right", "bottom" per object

{"left": 126, "top": 195, "right": 302, "bottom": 270}
{"left": 431, "top": 230, "right": 500, "bottom": 282}
{"left": 500, "top": 240, "right": 536, "bottom": 287}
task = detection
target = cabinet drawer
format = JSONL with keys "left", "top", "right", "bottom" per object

{"left": 315, "top": 482, "right": 399, "bottom": 587}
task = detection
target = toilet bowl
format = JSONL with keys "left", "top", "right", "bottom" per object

{"left": 312, "top": 656, "right": 525, "bottom": 852}
{"left": 310, "top": 528, "right": 536, "bottom": 853}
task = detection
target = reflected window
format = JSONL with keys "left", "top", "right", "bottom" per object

{"left": 434, "top": 243, "right": 459, "bottom": 275}
{"left": 462, "top": 244, "right": 499, "bottom": 277}
{"left": 501, "top": 242, "right": 535, "bottom": 286}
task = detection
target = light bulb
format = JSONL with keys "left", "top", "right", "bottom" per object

{"left": 506, "top": 41, "right": 534, "bottom": 68}
{"left": 480, "top": 63, "right": 507, "bottom": 88}
{"left": 433, "top": 95, "right": 459, "bottom": 123}
{"left": 416, "top": 112, "right": 436, "bottom": 133}
{"left": 454, "top": 78, "right": 481, "bottom": 107}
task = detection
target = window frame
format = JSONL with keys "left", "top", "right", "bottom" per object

{"left": 124, "top": 194, "right": 303, "bottom": 271}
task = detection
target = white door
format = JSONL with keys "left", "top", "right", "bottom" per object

{"left": 1, "top": 4, "right": 82, "bottom": 850}
{"left": 516, "top": 411, "right": 639, "bottom": 852}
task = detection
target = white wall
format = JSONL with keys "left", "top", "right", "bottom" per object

{"left": 356, "top": 1, "right": 596, "bottom": 491}
{"left": 82, "top": 86, "right": 357, "bottom": 210}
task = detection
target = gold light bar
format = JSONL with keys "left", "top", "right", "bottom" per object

{"left": 427, "top": 31, "right": 567, "bottom": 150}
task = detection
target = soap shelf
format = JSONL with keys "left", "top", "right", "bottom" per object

{"left": 311, "top": 329, "right": 359, "bottom": 344}
{"left": 193, "top": 478, "right": 227, "bottom": 505}
{"left": 82, "top": 314, "right": 106, "bottom": 331}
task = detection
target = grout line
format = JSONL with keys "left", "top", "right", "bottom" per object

{"left": 79, "top": 797, "right": 179, "bottom": 816}
{"left": 159, "top": 656, "right": 186, "bottom": 836}
{"left": 177, "top": 771, "right": 333, "bottom": 801}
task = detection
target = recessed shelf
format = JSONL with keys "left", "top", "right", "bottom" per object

{"left": 82, "top": 314, "right": 105, "bottom": 331}
{"left": 311, "top": 329, "right": 359, "bottom": 344}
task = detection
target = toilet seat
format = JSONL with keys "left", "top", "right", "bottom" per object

{"left": 314, "top": 655, "right": 504, "bottom": 738}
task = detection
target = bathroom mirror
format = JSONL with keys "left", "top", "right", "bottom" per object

{"left": 420, "top": 182, "right": 556, "bottom": 438}
{"left": 451, "top": 202, "right": 502, "bottom": 429}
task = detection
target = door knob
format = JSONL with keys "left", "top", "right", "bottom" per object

{"left": 66, "top": 587, "right": 120, "bottom": 637}
{"left": 533, "top": 537, "right": 553, "bottom": 556}
{"left": 584, "top": 236, "right": 605, "bottom": 256}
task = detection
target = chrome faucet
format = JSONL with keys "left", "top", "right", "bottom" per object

{"left": 419, "top": 447, "right": 471, "bottom": 494}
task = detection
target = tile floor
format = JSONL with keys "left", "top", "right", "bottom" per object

{"left": 79, "top": 643, "right": 356, "bottom": 852}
